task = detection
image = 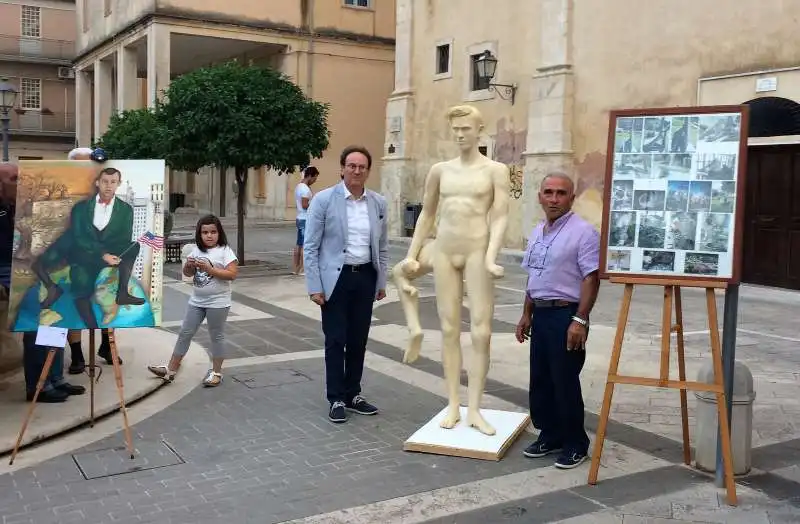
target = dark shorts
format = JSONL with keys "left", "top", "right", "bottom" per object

{"left": 296, "top": 218, "right": 306, "bottom": 247}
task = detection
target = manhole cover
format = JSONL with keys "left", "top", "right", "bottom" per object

{"left": 232, "top": 368, "right": 312, "bottom": 388}
{"left": 72, "top": 440, "right": 184, "bottom": 480}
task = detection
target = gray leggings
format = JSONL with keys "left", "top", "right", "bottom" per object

{"left": 173, "top": 305, "right": 230, "bottom": 358}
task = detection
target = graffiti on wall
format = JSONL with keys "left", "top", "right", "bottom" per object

{"left": 491, "top": 118, "right": 527, "bottom": 201}
{"left": 509, "top": 165, "right": 523, "bottom": 199}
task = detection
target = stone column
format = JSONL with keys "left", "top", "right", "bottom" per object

{"left": 521, "top": 0, "right": 575, "bottom": 230}
{"left": 75, "top": 67, "right": 92, "bottom": 147}
{"left": 116, "top": 44, "right": 139, "bottom": 111}
{"left": 147, "top": 23, "right": 171, "bottom": 107}
{"left": 380, "top": 0, "right": 416, "bottom": 237}
{"left": 93, "top": 58, "right": 113, "bottom": 139}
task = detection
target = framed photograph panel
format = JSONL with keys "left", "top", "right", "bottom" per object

{"left": 599, "top": 105, "right": 750, "bottom": 284}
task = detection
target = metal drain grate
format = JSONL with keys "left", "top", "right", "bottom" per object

{"left": 232, "top": 368, "right": 312, "bottom": 388}
{"left": 72, "top": 440, "right": 185, "bottom": 480}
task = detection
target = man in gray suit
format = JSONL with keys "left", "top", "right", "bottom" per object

{"left": 303, "top": 145, "right": 389, "bottom": 423}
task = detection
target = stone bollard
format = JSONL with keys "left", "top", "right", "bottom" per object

{"left": 694, "top": 361, "right": 755, "bottom": 475}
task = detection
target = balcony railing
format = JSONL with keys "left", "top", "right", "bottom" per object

{"left": 7, "top": 110, "right": 75, "bottom": 135}
{"left": 0, "top": 34, "right": 75, "bottom": 62}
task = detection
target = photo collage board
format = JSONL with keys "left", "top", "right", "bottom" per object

{"left": 604, "top": 110, "right": 744, "bottom": 280}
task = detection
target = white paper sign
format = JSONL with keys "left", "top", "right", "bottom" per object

{"left": 35, "top": 326, "right": 68, "bottom": 348}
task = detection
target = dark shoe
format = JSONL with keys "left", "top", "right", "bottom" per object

{"left": 68, "top": 361, "right": 86, "bottom": 374}
{"left": 55, "top": 383, "right": 86, "bottom": 395}
{"left": 98, "top": 345, "right": 122, "bottom": 365}
{"left": 328, "top": 401, "right": 347, "bottom": 423}
{"left": 116, "top": 293, "right": 145, "bottom": 306}
{"left": 346, "top": 395, "right": 378, "bottom": 415}
{"left": 523, "top": 438, "right": 563, "bottom": 458}
{"left": 554, "top": 450, "right": 588, "bottom": 469}
{"left": 26, "top": 389, "right": 69, "bottom": 403}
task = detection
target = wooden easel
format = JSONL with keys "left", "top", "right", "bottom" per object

{"left": 9, "top": 328, "right": 135, "bottom": 464}
{"left": 587, "top": 276, "right": 737, "bottom": 506}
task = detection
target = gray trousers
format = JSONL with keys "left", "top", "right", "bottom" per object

{"left": 173, "top": 305, "right": 230, "bottom": 358}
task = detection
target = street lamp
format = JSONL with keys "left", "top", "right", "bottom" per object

{"left": 475, "top": 50, "right": 517, "bottom": 105}
{"left": 0, "top": 78, "right": 19, "bottom": 162}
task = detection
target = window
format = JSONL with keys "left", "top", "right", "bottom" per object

{"left": 344, "top": 0, "right": 370, "bottom": 7}
{"left": 436, "top": 44, "right": 450, "bottom": 75}
{"left": 20, "top": 78, "right": 41, "bottom": 110}
{"left": 21, "top": 6, "right": 41, "bottom": 38}
{"left": 470, "top": 53, "right": 491, "bottom": 91}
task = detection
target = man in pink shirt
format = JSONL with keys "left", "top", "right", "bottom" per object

{"left": 516, "top": 172, "right": 600, "bottom": 469}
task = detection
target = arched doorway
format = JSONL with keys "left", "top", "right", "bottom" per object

{"left": 741, "top": 96, "right": 800, "bottom": 289}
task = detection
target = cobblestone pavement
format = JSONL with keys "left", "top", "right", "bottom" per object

{"left": 0, "top": 226, "right": 798, "bottom": 522}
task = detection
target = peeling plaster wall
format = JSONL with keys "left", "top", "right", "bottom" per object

{"left": 571, "top": 0, "right": 800, "bottom": 230}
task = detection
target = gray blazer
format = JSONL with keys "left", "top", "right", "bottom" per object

{"left": 303, "top": 182, "right": 389, "bottom": 301}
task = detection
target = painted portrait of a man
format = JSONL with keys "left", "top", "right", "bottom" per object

{"left": 8, "top": 160, "right": 165, "bottom": 331}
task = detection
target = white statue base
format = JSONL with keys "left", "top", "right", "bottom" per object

{"left": 404, "top": 407, "right": 530, "bottom": 461}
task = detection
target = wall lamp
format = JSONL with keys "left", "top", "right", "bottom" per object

{"left": 475, "top": 50, "right": 517, "bottom": 105}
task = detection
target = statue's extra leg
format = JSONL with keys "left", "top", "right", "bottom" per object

{"left": 432, "top": 251, "right": 463, "bottom": 430}
{"left": 463, "top": 251, "right": 496, "bottom": 436}
{"left": 391, "top": 240, "right": 433, "bottom": 364}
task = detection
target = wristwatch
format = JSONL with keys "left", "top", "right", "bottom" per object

{"left": 571, "top": 314, "right": 589, "bottom": 328}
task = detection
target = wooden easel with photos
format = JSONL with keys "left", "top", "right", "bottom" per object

{"left": 587, "top": 104, "right": 750, "bottom": 506}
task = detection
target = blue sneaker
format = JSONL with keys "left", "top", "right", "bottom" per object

{"left": 523, "top": 439, "right": 563, "bottom": 458}
{"left": 554, "top": 450, "right": 588, "bottom": 469}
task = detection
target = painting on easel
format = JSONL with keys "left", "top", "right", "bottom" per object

{"left": 600, "top": 106, "right": 749, "bottom": 284}
{"left": 7, "top": 160, "right": 167, "bottom": 331}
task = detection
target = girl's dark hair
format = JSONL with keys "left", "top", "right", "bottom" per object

{"left": 195, "top": 214, "right": 228, "bottom": 252}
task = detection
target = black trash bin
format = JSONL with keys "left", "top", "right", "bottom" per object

{"left": 404, "top": 203, "right": 423, "bottom": 237}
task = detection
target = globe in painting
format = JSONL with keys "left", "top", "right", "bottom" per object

{"left": 12, "top": 266, "right": 154, "bottom": 331}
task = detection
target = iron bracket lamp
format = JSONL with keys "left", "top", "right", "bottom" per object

{"left": 475, "top": 50, "right": 517, "bottom": 105}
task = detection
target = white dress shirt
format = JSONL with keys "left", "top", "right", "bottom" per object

{"left": 93, "top": 194, "right": 116, "bottom": 231}
{"left": 343, "top": 183, "right": 371, "bottom": 265}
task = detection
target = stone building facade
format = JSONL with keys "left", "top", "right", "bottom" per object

{"left": 381, "top": 0, "right": 800, "bottom": 291}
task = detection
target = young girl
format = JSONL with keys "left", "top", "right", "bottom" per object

{"left": 148, "top": 214, "right": 238, "bottom": 387}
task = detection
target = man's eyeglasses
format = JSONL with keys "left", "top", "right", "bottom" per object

{"left": 527, "top": 240, "right": 550, "bottom": 276}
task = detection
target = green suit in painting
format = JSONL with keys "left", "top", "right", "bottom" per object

{"left": 31, "top": 170, "right": 145, "bottom": 328}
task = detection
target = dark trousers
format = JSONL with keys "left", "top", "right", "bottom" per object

{"left": 529, "top": 304, "right": 590, "bottom": 454}
{"left": 320, "top": 264, "right": 377, "bottom": 404}
{"left": 22, "top": 332, "right": 65, "bottom": 394}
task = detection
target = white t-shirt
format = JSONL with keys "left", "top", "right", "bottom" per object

{"left": 295, "top": 182, "right": 312, "bottom": 220}
{"left": 186, "top": 245, "right": 238, "bottom": 308}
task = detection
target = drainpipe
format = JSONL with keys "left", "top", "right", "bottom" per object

{"left": 305, "top": 0, "right": 314, "bottom": 96}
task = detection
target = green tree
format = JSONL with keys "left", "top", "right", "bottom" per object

{"left": 158, "top": 61, "right": 330, "bottom": 264}
{"left": 95, "top": 107, "right": 167, "bottom": 160}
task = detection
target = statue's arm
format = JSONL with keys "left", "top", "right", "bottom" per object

{"left": 406, "top": 164, "right": 441, "bottom": 261}
{"left": 485, "top": 164, "right": 511, "bottom": 266}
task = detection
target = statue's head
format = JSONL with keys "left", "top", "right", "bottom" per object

{"left": 446, "top": 105, "right": 484, "bottom": 152}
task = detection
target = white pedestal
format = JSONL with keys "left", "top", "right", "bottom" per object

{"left": 403, "top": 406, "right": 531, "bottom": 461}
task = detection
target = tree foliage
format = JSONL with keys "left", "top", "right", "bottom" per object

{"left": 98, "top": 61, "right": 330, "bottom": 263}
{"left": 159, "top": 61, "right": 331, "bottom": 175}
{"left": 160, "top": 61, "right": 330, "bottom": 263}
{"left": 94, "top": 107, "right": 168, "bottom": 161}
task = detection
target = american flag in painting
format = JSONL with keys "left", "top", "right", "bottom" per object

{"left": 137, "top": 231, "right": 164, "bottom": 250}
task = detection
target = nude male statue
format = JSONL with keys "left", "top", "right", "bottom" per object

{"left": 393, "top": 104, "right": 510, "bottom": 435}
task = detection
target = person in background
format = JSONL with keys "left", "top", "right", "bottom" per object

{"left": 0, "top": 162, "right": 84, "bottom": 402}
{"left": 515, "top": 172, "right": 600, "bottom": 469}
{"left": 63, "top": 147, "right": 121, "bottom": 374}
{"left": 293, "top": 166, "right": 319, "bottom": 275}
{"left": 303, "top": 146, "right": 388, "bottom": 423}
